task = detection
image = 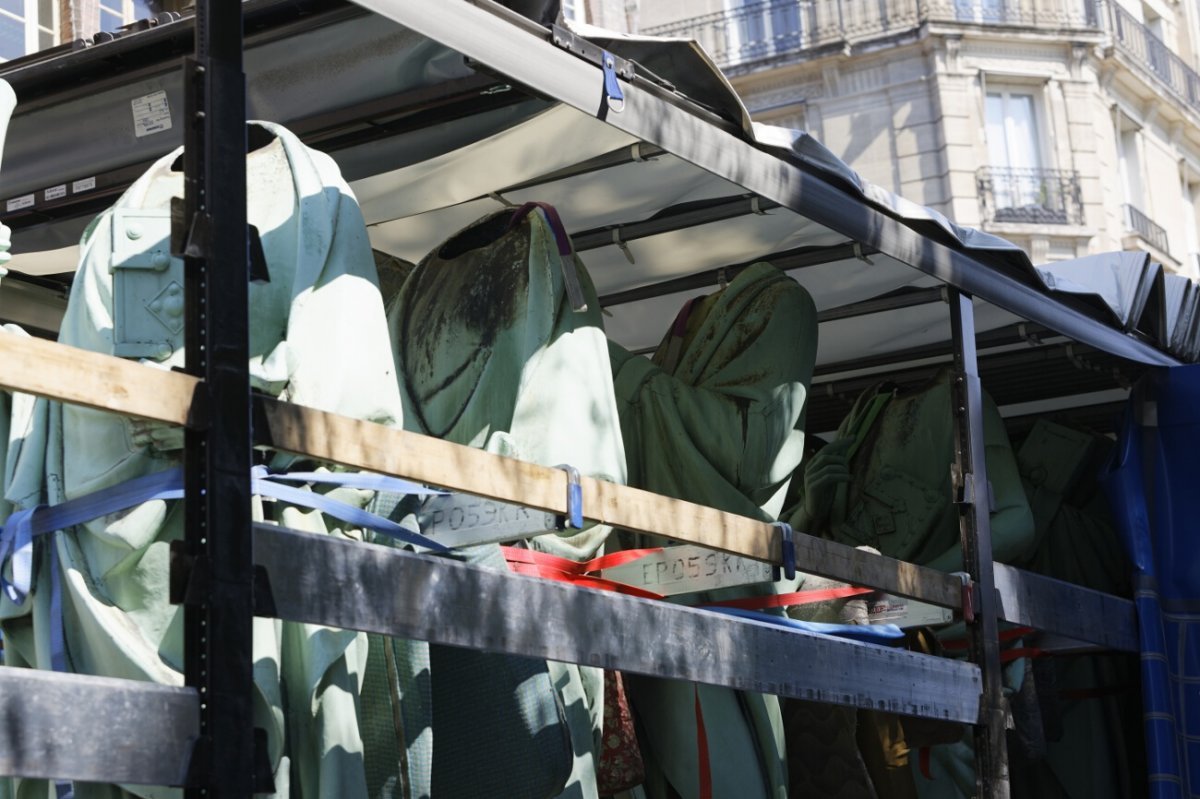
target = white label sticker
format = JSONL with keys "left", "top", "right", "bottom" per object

{"left": 72, "top": 176, "right": 97, "bottom": 193}
{"left": 603, "top": 544, "right": 775, "bottom": 596}
{"left": 6, "top": 194, "right": 34, "bottom": 212}
{"left": 867, "top": 595, "right": 954, "bottom": 628}
{"left": 44, "top": 184, "right": 67, "bottom": 201}
{"left": 131, "top": 91, "right": 172, "bottom": 137}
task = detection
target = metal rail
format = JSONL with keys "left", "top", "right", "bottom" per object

{"left": 254, "top": 524, "right": 983, "bottom": 723}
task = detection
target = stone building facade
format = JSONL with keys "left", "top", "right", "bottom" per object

{"left": 636, "top": 0, "right": 1200, "bottom": 277}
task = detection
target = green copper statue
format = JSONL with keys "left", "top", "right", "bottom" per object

{"left": 385, "top": 203, "right": 627, "bottom": 799}
{"left": 609, "top": 262, "right": 819, "bottom": 799}
{"left": 0, "top": 122, "right": 402, "bottom": 799}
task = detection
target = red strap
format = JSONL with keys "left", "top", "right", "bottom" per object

{"left": 706, "top": 585, "right": 874, "bottom": 611}
{"left": 501, "top": 545, "right": 663, "bottom": 577}
{"left": 506, "top": 560, "right": 665, "bottom": 600}
{"left": 919, "top": 747, "right": 932, "bottom": 780}
{"left": 1000, "top": 646, "right": 1043, "bottom": 664}
{"left": 694, "top": 686, "right": 712, "bottom": 799}
{"left": 941, "top": 626, "right": 1037, "bottom": 651}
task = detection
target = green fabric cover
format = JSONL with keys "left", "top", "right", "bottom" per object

{"left": 0, "top": 124, "right": 403, "bottom": 799}
{"left": 784, "top": 373, "right": 1035, "bottom": 799}
{"left": 609, "top": 263, "right": 818, "bottom": 799}
{"left": 1010, "top": 419, "right": 1144, "bottom": 799}
{"left": 787, "top": 372, "right": 1035, "bottom": 572}
{"left": 386, "top": 207, "right": 626, "bottom": 799}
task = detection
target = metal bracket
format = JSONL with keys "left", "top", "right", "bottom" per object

{"left": 549, "top": 24, "right": 635, "bottom": 80}
{"left": 169, "top": 541, "right": 211, "bottom": 607}
{"left": 181, "top": 729, "right": 274, "bottom": 793}
{"left": 951, "top": 571, "right": 976, "bottom": 622}
{"left": 951, "top": 469, "right": 995, "bottom": 511}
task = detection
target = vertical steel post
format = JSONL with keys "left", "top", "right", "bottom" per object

{"left": 949, "top": 289, "right": 1010, "bottom": 799}
{"left": 179, "top": 0, "right": 253, "bottom": 793}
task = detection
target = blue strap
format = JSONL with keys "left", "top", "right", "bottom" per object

{"left": 0, "top": 464, "right": 453, "bottom": 671}
{"left": 0, "top": 467, "right": 186, "bottom": 605}
{"left": 261, "top": 469, "right": 446, "bottom": 496}
{"left": 250, "top": 466, "right": 448, "bottom": 552}
{"left": 707, "top": 606, "right": 905, "bottom": 646}
{"left": 771, "top": 521, "right": 796, "bottom": 582}
{"left": 601, "top": 50, "right": 625, "bottom": 112}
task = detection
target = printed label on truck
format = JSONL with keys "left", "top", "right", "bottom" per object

{"left": 132, "top": 91, "right": 172, "bottom": 138}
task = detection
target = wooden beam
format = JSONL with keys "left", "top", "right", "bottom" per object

{"left": 258, "top": 397, "right": 964, "bottom": 607}
{"left": 0, "top": 331, "right": 196, "bottom": 424}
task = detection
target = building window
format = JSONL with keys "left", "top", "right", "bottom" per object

{"left": 728, "top": 0, "right": 802, "bottom": 62}
{"left": 0, "top": 0, "right": 56, "bottom": 60}
{"left": 985, "top": 89, "right": 1044, "bottom": 209}
{"left": 99, "top": 0, "right": 166, "bottom": 33}
{"left": 561, "top": 0, "right": 577, "bottom": 22}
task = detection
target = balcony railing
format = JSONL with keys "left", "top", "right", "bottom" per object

{"left": 642, "top": 0, "right": 1098, "bottom": 69}
{"left": 1124, "top": 203, "right": 1171, "bottom": 254}
{"left": 1109, "top": 2, "right": 1200, "bottom": 116}
{"left": 977, "top": 167, "right": 1083, "bottom": 225}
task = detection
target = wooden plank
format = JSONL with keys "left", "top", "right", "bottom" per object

{"left": 259, "top": 397, "right": 964, "bottom": 607}
{"left": 0, "top": 331, "right": 196, "bottom": 424}
{"left": 0, "top": 667, "right": 199, "bottom": 785}
{"left": 993, "top": 563, "right": 1138, "bottom": 652}
{"left": 255, "top": 525, "right": 983, "bottom": 723}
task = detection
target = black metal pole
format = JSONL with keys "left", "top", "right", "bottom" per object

{"left": 949, "top": 289, "right": 1010, "bottom": 799}
{"left": 179, "top": 0, "right": 254, "bottom": 792}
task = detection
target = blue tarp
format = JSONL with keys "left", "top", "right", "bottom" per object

{"left": 1104, "top": 365, "right": 1200, "bottom": 798}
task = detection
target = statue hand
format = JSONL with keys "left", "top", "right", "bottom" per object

{"left": 130, "top": 418, "right": 185, "bottom": 454}
{"left": 801, "top": 437, "right": 854, "bottom": 527}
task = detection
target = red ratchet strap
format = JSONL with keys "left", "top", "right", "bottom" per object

{"left": 706, "top": 585, "right": 874, "bottom": 611}
{"left": 919, "top": 747, "right": 932, "bottom": 780}
{"left": 501, "top": 546, "right": 667, "bottom": 600}
{"left": 694, "top": 686, "right": 713, "bottom": 799}
{"left": 941, "top": 626, "right": 1036, "bottom": 651}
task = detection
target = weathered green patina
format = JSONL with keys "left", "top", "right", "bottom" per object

{"left": 386, "top": 206, "right": 627, "bottom": 799}
{"left": 610, "top": 263, "right": 818, "bottom": 799}
{"left": 0, "top": 123, "right": 402, "bottom": 799}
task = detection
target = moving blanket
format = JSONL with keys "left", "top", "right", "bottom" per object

{"left": 0, "top": 123, "right": 403, "bottom": 799}
{"left": 387, "top": 205, "right": 627, "bottom": 799}
{"left": 609, "top": 262, "right": 817, "bottom": 799}
{"left": 1103, "top": 365, "right": 1200, "bottom": 799}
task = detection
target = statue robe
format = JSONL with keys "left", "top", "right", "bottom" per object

{"left": 609, "top": 262, "right": 818, "bottom": 799}
{"left": 386, "top": 206, "right": 627, "bottom": 799}
{"left": 787, "top": 373, "right": 1034, "bottom": 799}
{"left": 0, "top": 123, "right": 402, "bottom": 799}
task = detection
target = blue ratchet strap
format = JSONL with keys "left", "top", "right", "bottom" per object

{"left": 262, "top": 469, "right": 446, "bottom": 497}
{"left": 0, "top": 466, "right": 187, "bottom": 671}
{"left": 250, "top": 466, "right": 449, "bottom": 552}
{"left": 771, "top": 521, "right": 796, "bottom": 582}
{"left": 601, "top": 50, "right": 625, "bottom": 112}
{"left": 554, "top": 464, "right": 584, "bottom": 530}
{"left": 0, "top": 465, "right": 452, "bottom": 671}
{"left": 707, "top": 606, "right": 905, "bottom": 646}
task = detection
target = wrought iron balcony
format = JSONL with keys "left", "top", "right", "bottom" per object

{"left": 1109, "top": 3, "right": 1200, "bottom": 115}
{"left": 1123, "top": 203, "right": 1171, "bottom": 255}
{"left": 641, "top": 0, "right": 1099, "bottom": 69}
{"left": 977, "top": 167, "right": 1083, "bottom": 225}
